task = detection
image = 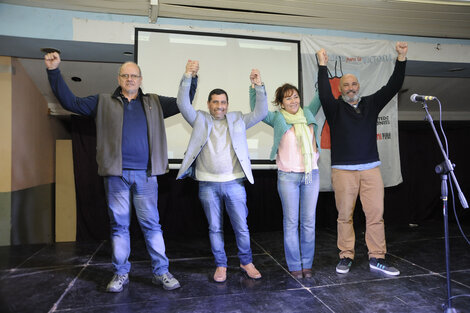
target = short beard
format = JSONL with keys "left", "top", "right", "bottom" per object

{"left": 341, "top": 93, "right": 360, "bottom": 104}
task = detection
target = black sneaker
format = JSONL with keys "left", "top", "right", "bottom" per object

{"left": 336, "top": 257, "right": 353, "bottom": 274}
{"left": 369, "top": 258, "right": 400, "bottom": 276}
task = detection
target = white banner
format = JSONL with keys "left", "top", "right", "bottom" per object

{"left": 301, "top": 36, "right": 402, "bottom": 191}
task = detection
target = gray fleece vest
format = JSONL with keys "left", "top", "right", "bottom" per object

{"left": 95, "top": 93, "right": 168, "bottom": 176}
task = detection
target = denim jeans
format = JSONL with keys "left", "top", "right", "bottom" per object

{"left": 104, "top": 170, "right": 169, "bottom": 276}
{"left": 198, "top": 179, "right": 253, "bottom": 267}
{"left": 277, "top": 170, "right": 320, "bottom": 271}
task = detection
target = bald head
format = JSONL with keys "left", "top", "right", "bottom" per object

{"left": 340, "top": 74, "right": 358, "bottom": 87}
{"left": 118, "top": 62, "right": 142, "bottom": 77}
{"left": 117, "top": 62, "right": 143, "bottom": 100}
{"left": 339, "top": 73, "right": 360, "bottom": 104}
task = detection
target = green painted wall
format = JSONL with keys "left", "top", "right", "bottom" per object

{"left": 0, "top": 192, "right": 11, "bottom": 246}
{"left": 10, "top": 184, "right": 54, "bottom": 245}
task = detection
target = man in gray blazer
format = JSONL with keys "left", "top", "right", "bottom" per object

{"left": 176, "top": 62, "right": 268, "bottom": 283}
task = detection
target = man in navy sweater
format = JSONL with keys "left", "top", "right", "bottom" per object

{"left": 45, "top": 52, "right": 198, "bottom": 292}
{"left": 316, "top": 42, "right": 408, "bottom": 276}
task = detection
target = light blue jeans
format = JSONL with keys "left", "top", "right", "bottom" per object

{"left": 104, "top": 170, "right": 169, "bottom": 276}
{"left": 277, "top": 170, "right": 320, "bottom": 272}
{"left": 198, "top": 179, "right": 253, "bottom": 267}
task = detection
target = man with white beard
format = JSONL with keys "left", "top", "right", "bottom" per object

{"left": 316, "top": 42, "right": 408, "bottom": 276}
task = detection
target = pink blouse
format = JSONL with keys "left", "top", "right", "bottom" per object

{"left": 276, "top": 125, "right": 319, "bottom": 172}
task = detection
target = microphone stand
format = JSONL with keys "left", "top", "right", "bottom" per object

{"left": 421, "top": 101, "right": 469, "bottom": 313}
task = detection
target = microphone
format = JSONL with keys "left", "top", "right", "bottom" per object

{"left": 410, "top": 94, "right": 436, "bottom": 102}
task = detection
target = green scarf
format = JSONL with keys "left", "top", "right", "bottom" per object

{"left": 280, "top": 107, "right": 315, "bottom": 183}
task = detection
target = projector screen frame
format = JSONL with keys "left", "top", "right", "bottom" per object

{"left": 134, "top": 28, "right": 302, "bottom": 166}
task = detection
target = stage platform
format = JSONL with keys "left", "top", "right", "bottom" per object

{"left": 1, "top": 221, "right": 469, "bottom": 313}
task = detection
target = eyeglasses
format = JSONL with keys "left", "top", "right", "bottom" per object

{"left": 119, "top": 74, "right": 141, "bottom": 79}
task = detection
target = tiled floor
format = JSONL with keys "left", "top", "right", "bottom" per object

{"left": 1, "top": 221, "right": 469, "bottom": 313}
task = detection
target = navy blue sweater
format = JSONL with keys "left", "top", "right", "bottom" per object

{"left": 317, "top": 60, "right": 406, "bottom": 166}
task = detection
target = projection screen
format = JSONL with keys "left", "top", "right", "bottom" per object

{"left": 135, "top": 28, "right": 301, "bottom": 165}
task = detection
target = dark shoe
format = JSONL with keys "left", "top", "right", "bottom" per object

{"left": 152, "top": 272, "right": 181, "bottom": 290}
{"left": 106, "top": 273, "right": 129, "bottom": 293}
{"left": 336, "top": 257, "right": 353, "bottom": 274}
{"left": 240, "top": 263, "right": 262, "bottom": 279}
{"left": 369, "top": 258, "right": 400, "bottom": 276}
{"left": 290, "top": 270, "right": 303, "bottom": 279}
{"left": 302, "top": 268, "right": 312, "bottom": 278}
{"left": 213, "top": 266, "right": 227, "bottom": 283}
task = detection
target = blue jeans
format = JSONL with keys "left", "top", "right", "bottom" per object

{"left": 104, "top": 170, "right": 169, "bottom": 276}
{"left": 198, "top": 179, "right": 253, "bottom": 267}
{"left": 277, "top": 170, "right": 320, "bottom": 271}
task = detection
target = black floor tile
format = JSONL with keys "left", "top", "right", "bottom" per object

{"left": 17, "top": 242, "right": 103, "bottom": 268}
{"left": 388, "top": 236, "right": 470, "bottom": 273}
{"left": 0, "top": 244, "right": 46, "bottom": 270}
{"left": 450, "top": 269, "right": 470, "bottom": 287}
{"left": 310, "top": 274, "right": 470, "bottom": 313}
{"left": 57, "top": 254, "right": 304, "bottom": 312}
{"left": 0, "top": 266, "right": 83, "bottom": 313}
{"left": 57, "top": 289, "right": 332, "bottom": 313}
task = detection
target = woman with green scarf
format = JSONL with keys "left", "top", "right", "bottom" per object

{"left": 249, "top": 84, "right": 321, "bottom": 279}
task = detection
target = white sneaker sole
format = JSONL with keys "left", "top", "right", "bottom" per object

{"left": 152, "top": 277, "right": 181, "bottom": 290}
{"left": 336, "top": 267, "right": 350, "bottom": 274}
{"left": 106, "top": 279, "right": 129, "bottom": 293}
{"left": 369, "top": 264, "right": 400, "bottom": 276}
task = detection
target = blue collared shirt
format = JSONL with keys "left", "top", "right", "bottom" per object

{"left": 332, "top": 161, "right": 381, "bottom": 171}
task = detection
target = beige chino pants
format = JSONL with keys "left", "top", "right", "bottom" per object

{"left": 331, "top": 167, "right": 387, "bottom": 260}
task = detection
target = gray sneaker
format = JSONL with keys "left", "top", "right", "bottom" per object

{"left": 369, "top": 258, "right": 400, "bottom": 276}
{"left": 336, "top": 257, "right": 353, "bottom": 274}
{"left": 106, "top": 273, "right": 129, "bottom": 293}
{"left": 152, "top": 272, "right": 181, "bottom": 290}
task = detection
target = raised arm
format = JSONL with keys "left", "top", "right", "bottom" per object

{"left": 45, "top": 52, "right": 98, "bottom": 116}
{"left": 396, "top": 41, "right": 408, "bottom": 62}
{"left": 45, "top": 51, "right": 61, "bottom": 71}
{"left": 372, "top": 42, "right": 408, "bottom": 111}
{"left": 244, "top": 69, "right": 268, "bottom": 128}
{"left": 316, "top": 48, "right": 338, "bottom": 119}
{"left": 316, "top": 48, "right": 328, "bottom": 67}
{"left": 176, "top": 60, "right": 200, "bottom": 126}
{"left": 249, "top": 75, "right": 274, "bottom": 126}
{"left": 161, "top": 60, "right": 199, "bottom": 118}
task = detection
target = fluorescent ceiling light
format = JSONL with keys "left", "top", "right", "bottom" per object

{"left": 169, "top": 35, "right": 227, "bottom": 46}
{"left": 138, "top": 34, "right": 150, "bottom": 42}
{"left": 393, "top": 0, "right": 470, "bottom": 5}
{"left": 238, "top": 40, "right": 292, "bottom": 51}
